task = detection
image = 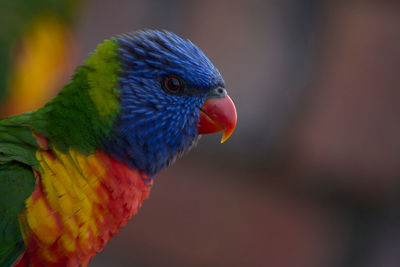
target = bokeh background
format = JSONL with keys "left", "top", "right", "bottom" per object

{"left": 2, "top": 0, "right": 400, "bottom": 266}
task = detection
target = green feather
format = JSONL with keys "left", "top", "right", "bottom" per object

{"left": 31, "top": 39, "right": 121, "bottom": 154}
{"left": 0, "top": 114, "right": 38, "bottom": 266}
{"left": 0, "top": 163, "right": 35, "bottom": 267}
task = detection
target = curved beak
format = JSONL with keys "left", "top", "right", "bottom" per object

{"left": 197, "top": 88, "right": 237, "bottom": 143}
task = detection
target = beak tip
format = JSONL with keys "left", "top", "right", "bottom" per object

{"left": 220, "top": 129, "right": 233, "bottom": 143}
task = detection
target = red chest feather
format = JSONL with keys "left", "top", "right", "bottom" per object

{"left": 18, "top": 149, "right": 153, "bottom": 266}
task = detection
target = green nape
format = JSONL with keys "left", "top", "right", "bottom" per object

{"left": 31, "top": 38, "right": 122, "bottom": 154}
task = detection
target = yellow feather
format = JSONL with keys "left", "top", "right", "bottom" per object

{"left": 25, "top": 197, "right": 61, "bottom": 245}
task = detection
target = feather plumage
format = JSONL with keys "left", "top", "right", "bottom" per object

{"left": 0, "top": 30, "right": 235, "bottom": 266}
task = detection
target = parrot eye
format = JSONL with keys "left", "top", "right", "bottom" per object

{"left": 163, "top": 76, "right": 182, "bottom": 93}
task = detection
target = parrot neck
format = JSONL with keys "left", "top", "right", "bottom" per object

{"left": 31, "top": 39, "right": 122, "bottom": 155}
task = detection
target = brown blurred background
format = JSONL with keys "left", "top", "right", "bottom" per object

{"left": 2, "top": 0, "right": 400, "bottom": 266}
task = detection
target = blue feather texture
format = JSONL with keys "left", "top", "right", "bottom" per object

{"left": 101, "top": 30, "right": 224, "bottom": 176}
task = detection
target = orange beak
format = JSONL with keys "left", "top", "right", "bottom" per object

{"left": 197, "top": 94, "right": 237, "bottom": 143}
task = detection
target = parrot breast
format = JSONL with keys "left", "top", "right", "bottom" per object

{"left": 18, "top": 135, "right": 153, "bottom": 266}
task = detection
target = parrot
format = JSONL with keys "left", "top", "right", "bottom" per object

{"left": 0, "top": 0, "right": 81, "bottom": 116}
{"left": 0, "top": 30, "right": 237, "bottom": 266}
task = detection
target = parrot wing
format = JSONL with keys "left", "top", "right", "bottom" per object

{"left": 0, "top": 114, "right": 38, "bottom": 266}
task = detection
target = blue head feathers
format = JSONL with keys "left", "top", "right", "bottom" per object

{"left": 101, "top": 30, "right": 225, "bottom": 176}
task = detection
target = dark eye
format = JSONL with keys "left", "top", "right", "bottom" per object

{"left": 164, "top": 76, "right": 182, "bottom": 93}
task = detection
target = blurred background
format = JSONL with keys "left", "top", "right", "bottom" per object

{"left": 1, "top": 0, "right": 400, "bottom": 266}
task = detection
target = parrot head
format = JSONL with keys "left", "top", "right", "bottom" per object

{"left": 101, "top": 30, "right": 237, "bottom": 176}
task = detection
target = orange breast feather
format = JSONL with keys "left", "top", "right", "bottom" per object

{"left": 19, "top": 142, "right": 153, "bottom": 266}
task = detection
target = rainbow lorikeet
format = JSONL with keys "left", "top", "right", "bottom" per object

{"left": 0, "top": 30, "right": 237, "bottom": 266}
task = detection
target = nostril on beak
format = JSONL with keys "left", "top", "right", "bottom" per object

{"left": 209, "top": 87, "right": 227, "bottom": 98}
